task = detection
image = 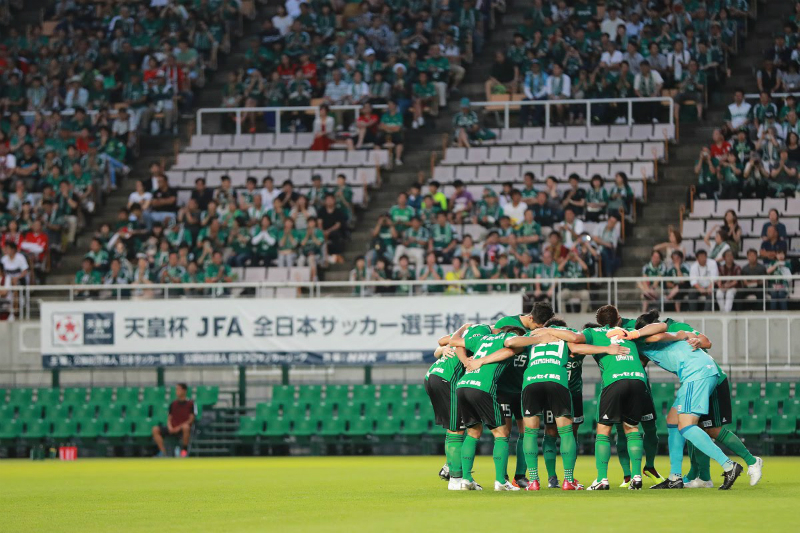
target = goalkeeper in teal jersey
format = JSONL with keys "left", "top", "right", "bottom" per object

{"left": 615, "top": 310, "right": 746, "bottom": 490}
{"left": 635, "top": 312, "right": 762, "bottom": 488}
{"left": 427, "top": 323, "right": 492, "bottom": 490}
{"left": 448, "top": 325, "right": 527, "bottom": 491}
{"left": 493, "top": 302, "right": 555, "bottom": 488}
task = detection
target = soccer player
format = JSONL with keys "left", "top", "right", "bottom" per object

{"left": 634, "top": 312, "right": 762, "bottom": 488}
{"left": 449, "top": 325, "right": 527, "bottom": 491}
{"left": 426, "top": 323, "right": 492, "bottom": 490}
{"left": 493, "top": 302, "right": 555, "bottom": 488}
{"left": 542, "top": 305, "right": 654, "bottom": 490}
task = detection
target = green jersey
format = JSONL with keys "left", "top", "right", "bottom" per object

{"left": 664, "top": 318, "right": 726, "bottom": 386}
{"left": 582, "top": 325, "right": 647, "bottom": 387}
{"left": 522, "top": 327, "right": 573, "bottom": 389}
{"left": 494, "top": 315, "right": 529, "bottom": 331}
{"left": 425, "top": 324, "right": 491, "bottom": 383}
{"left": 456, "top": 331, "right": 519, "bottom": 394}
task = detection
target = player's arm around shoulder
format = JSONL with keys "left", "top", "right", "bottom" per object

{"left": 539, "top": 327, "right": 585, "bottom": 344}
{"left": 568, "top": 342, "right": 630, "bottom": 356}
{"left": 464, "top": 346, "right": 521, "bottom": 372}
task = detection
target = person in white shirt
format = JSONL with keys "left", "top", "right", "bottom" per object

{"left": 689, "top": 249, "right": 719, "bottom": 311}
{"left": 634, "top": 61, "right": 664, "bottom": 123}
{"left": 723, "top": 89, "right": 752, "bottom": 137}
{"left": 666, "top": 39, "right": 692, "bottom": 85}
{"left": 622, "top": 42, "right": 645, "bottom": 76}
{"left": 545, "top": 63, "right": 570, "bottom": 124}
{"left": 128, "top": 179, "right": 153, "bottom": 211}
{"left": 261, "top": 176, "right": 281, "bottom": 207}
{"left": 284, "top": 0, "right": 303, "bottom": 19}
{"left": 501, "top": 190, "right": 528, "bottom": 227}
{"left": 1, "top": 242, "right": 29, "bottom": 287}
{"left": 600, "top": 42, "right": 623, "bottom": 72}
{"left": 555, "top": 207, "right": 584, "bottom": 247}
{"left": 600, "top": 6, "right": 626, "bottom": 38}
{"left": 272, "top": 5, "right": 293, "bottom": 35}
{"left": 0, "top": 143, "right": 16, "bottom": 186}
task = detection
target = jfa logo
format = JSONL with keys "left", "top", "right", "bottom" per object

{"left": 53, "top": 314, "right": 83, "bottom": 346}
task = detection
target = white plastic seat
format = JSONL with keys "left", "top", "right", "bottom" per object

{"left": 266, "top": 267, "right": 289, "bottom": 282}
{"left": 763, "top": 198, "right": 786, "bottom": 214}
{"left": 609, "top": 162, "right": 633, "bottom": 177}
{"left": 542, "top": 163, "right": 564, "bottom": 178}
{"left": 785, "top": 197, "right": 800, "bottom": 214}
{"left": 433, "top": 166, "right": 454, "bottom": 181}
{"left": 189, "top": 135, "right": 212, "bottom": 152}
{"left": 475, "top": 165, "right": 499, "bottom": 181}
{"left": 301, "top": 151, "right": 325, "bottom": 168}
{"left": 565, "top": 127, "right": 587, "bottom": 143}
{"left": 564, "top": 163, "right": 587, "bottom": 178}
{"left": 261, "top": 152, "right": 283, "bottom": 168}
{"left": 738, "top": 199, "right": 762, "bottom": 217}
{"left": 532, "top": 145, "right": 553, "bottom": 163}
{"left": 466, "top": 147, "right": 489, "bottom": 164}
{"left": 682, "top": 219, "right": 705, "bottom": 239}
{"left": 691, "top": 199, "right": 714, "bottom": 219}
{"left": 291, "top": 169, "right": 313, "bottom": 185}
{"left": 244, "top": 267, "right": 268, "bottom": 282}
{"left": 618, "top": 143, "right": 643, "bottom": 161}
{"left": 212, "top": 134, "right": 234, "bottom": 151}
{"left": 608, "top": 125, "right": 631, "bottom": 142}
{"left": 228, "top": 170, "right": 248, "bottom": 186}
{"left": 295, "top": 133, "right": 314, "bottom": 147}
{"left": 576, "top": 144, "right": 597, "bottom": 161}
{"left": 332, "top": 168, "right": 355, "bottom": 183}
{"left": 543, "top": 127, "right": 565, "bottom": 143}
{"left": 587, "top": 126, "right": 608, "bottom": 143}
{"left": 443, "top": 147, "right": 467, "bottom": 165}
{"left": 238, "top": 152, "right": 260, "bottom": 169}
{"left": 273, "top": 134, "right": 296, "bottom": 149}
{"left": 552, "top": 145, "right": 575, "bottom": 162}
{"left": 488, "top": 146, "right": 510, "bottom": 164}
{"left": 520, "top": 164, "right": 543, "bottom": 179}
{"left": 173, "top": 152, "right": 198, "bottom": 170}
{"left": 586, "top": 163, "right": 609, "bottom": 177}
{"left": 281, "top": 151, "right": 304, "bottom": 168}
{"left": 323, "top": 150, "right": 348, "bottom": 167}
{"left": 499, "top": 129, "right": 522, "bottom": 144}
{"left": 714, "top": 200, "right": 738, "bottom": 217}
{"left": 290, "top": 267, "right": 312, "bottom": 282}
{"left": 631, "top": 125, "right": 655, "bottom": 141}
{"left": 508, "top": 146, "right": 531, "bottom": 163}
{"left": 269, "top": 169, "right": 291, "bottom": 182}
{"left": 521, "top": 127, "right": 544, "bottom": 143}
{"left": 500, "top": 164, "right": 522, "bottom": 179}
{"left": 643, "top": 141, "right": 665, "bottom": 160}
{"left": 184, "top": 171, "right": 206, "bottom": 186}
{"left": 218, "top": 152, "right": 240, "bottom": 169}
{"left": 453, "top": 166, "right": 477, "bottom": 180}
{"left": 343, "top": 150, "right": 367, "bottom": 167}
{"left": 205, "top": 171, "right": 224, "bottom": 187}
{"left": 197, "top": 152, "right": 220, "bottom": 169}
{"left": 253, "top": 133, "right": 274, "bottom": 149}
{"left": 596, "top": 144, "right": 620, "bottom": 161}
{"left": 631, "top": 161, "right": 655, "bottom": 179}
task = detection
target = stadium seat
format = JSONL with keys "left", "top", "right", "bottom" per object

{"left": 418, "top": 402, "right": 436, "bottom": 423}
{"left": 62, "top": 387, "right": 88, "bottom": 405}
{"left": 114, "top": 387, "right": 141, "bottom": 406}
{"left": 291, "top": 418, "right": 318, "bottom": 438}
{"left": 764, "top": 383, "right": 792, "bottom": 403}
{"left": 255, "top": 402, "right": 279, "bottom": 422}
{"left": 650, "top": 382, "right": 676, "bottom": 408}
{"left": 656, "top": 415, "right": 669, "bottom": 438}
{"left": 237, "top": 416, "right": 264, "bottom": 438}
{"left": 131, "top": 418, "right": 156, "bottom": 439}
{"left": 0, "top": 388, "right": 6, "bottom": 403}
{"left": 90, "top": 387, "right": 115, "bottom": 404}
{"left": 270, "top": 385, "right": 296, "bottom": 406}
{"left": 34, "top": 388, "right": 61, "bottom": 406}
{"left": 308, "top": 402, "right": 336, "bottom": 423}
{"left": 99, "top": 403, "right": 125, "bottom": 420}
{"left": 583, "top": 400, "right": 598, "bottom": 423}
{"left": 46, "top": 404, "right": 71, "bottom": 421}
{"left": 752, "top": 400, "right": 779, "bottom": 420}
{"left": 406, "top": 384, "right": 427, "bottom": 405}
{"left": 374, "top": 417, "right": 400, "bottom": 437}
{"left": 593, "top": 383, "right": 603, "bottom": 398}
{"left": 337, "top": 402, "right": 362, "bottom": 421}
{"left": 150, "top": 403, "right": 170, "bottom": 424}
{"left": 77, "top": 419, "right": 103, "bottom": 439}
{"left": 784, "top": 399, "right": 800, "bottom": 417}
{"left": 127, "top": 403, "right": 151, "bottom": 420}
{"left": 400, "top": 416, "right": 429, "bottom": 436}
{"left": 364, "top": 401, "right": 392, "bottom": 422}
{"left": 264, "top": 418, "right": 291, "bottom": 439}
{"left": 0, "top": 419, "right": 22, "bottom": 441}
{"left": 378, "top": 384, "right": 404, "bottom": 405}
{"left": 732, "top": 400, "right": 750, "bottom": 420}
{"left": 394, "top": 402, "right": 416, "bottom": 421}
{"left": 297, "top": 385, "right": 323, "bottom": 404}
{"left": 324, "top": 385, "right": 349, "bottom": 406}
{"left": 734, "top": 382, "right": 761, "bottom": 403}
{"left": 104, "top": 418, "right": 132, "bottom": 439}
{"left": 18, "top": 405, "right": 43, "bottom": 424}
{"left": 8, "top": 388, "right": 33, "bottom": 408}
{"left": 769, "top": 415, "right": 797, "bottom": 436}
{"left": 23, "top": 419, "right": 50, "bottom": 441}
{"left": 142, "top": 387, "right": 168, "bottom": 405}
{"left": 73, "top": 404, "right": 98, "bottom": 423}
{"left": 51, "top": 419, "right": 78, "bottom": 440}
{"left": 738, "top": 415, "right": 766, "bottom": 437}
{"left": 345, "top": 417, "right": 373, "bottom": 437}
{"left": 351, "top": 385, "right": 377, "bottom": 403}
{"left": 283, "top": 402, "right": 306, "bottom": 421}
{"left": 194, "top": 386, "right": 219, "bottom": 407}
{"left": 319, "top": 418, "right": 347, "bottom": 438}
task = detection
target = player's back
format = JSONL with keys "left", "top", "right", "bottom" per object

{"left": 457, "top": 332, "right": 515, "bottom": 392}
{"left": 582, "top": 325, "right": 646, "bottom": 387}
{"left": 639, "top": 340, "right": 718, "bottom": 383}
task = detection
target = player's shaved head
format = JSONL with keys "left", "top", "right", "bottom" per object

{"left": 634, "top": 309, "right": 661, "bottom": 330}
{"left": 529, "top": 302, "right": 554, "bottom": 326}
{"left": 595, "top": 305, "right": 620, "bottom": 327}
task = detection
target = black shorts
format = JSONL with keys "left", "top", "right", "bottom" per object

{"left": 425, "top": 375, "right": 463, "bottom": 432}
{"left": 700, "top": 378, "right": 733, "bottom": 429}
{"left": 597, "top": 379, "right": 650, "bottom": 426}
{"left": 571, "top": 391, "right": 584, "bottom": 424}
{"left": 641, "top": 386, "right": 658, "bottom": 423}
{"left": 521, "top": 382, "right": 573, "bottom": 420}
{"left": 381, "top": 131, "right": 404, "bottom": 145}
{"left": 497, "top": 392, "right": 523, "bottom": 421}
{"left": 457, "top": 387, "right": 503, "bottom": 429}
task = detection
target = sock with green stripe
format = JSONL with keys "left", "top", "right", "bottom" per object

{"left": 542, "top": 434, "right": 558, "bottom": 478}
{"left": 461, "top": 435, "right": 479, "bottom": 482}
{"left": 595, "top": 434, "right": 611, "bottom": 480}
{"left": 615, "top": 424, "right": 632, "bottom": 478}
{"left": 514, "top": 436, "right": 527, "bottom": 477}
{"left": 446, "top": 433, "right": 465, "bottom": 478}
{"left": 685, "top": 442, "right": 699, "bottom": 480}
{"left": 642, "top": 418, "right": 659, "bottom": 470}
{"left": 626, "top": 430, "right": 644, "bottom": 477}
{"left": 558, "top": 425, "right": 577, "bottom": 482}
{"left": 523, "top": 427, "right": 540, "bottom": 481}
{"left": 493, "top": 437, "right": 510, "bottom": 484}
{"left": 716, "top": 427, "right": 757, "bottom": 466}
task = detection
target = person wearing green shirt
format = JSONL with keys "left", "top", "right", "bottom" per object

{"left": 85, "top": 238, "right": 110, "bottom": 273}
{"left": 453, "top": 97, "right": 481, "bottom": 147}
{"left": 419, "top": 251, "right": 445, "bottom": 293}
{"left": 298, "top": 217, "right": 325, "bottom": 281}
{"left": 665, "top": 250, "right": 691, "bottom": 312}
{"left": 250, "top": 216, "right": 278, "bottom": 266}
{"left": 422, "top": 45, "right": 450, "bottom": 107}
{"left": 450, "top": 324, "right": 527, "bottom": 491}
{"left": 394, "top": 216, "right": 428, "bottom": 270}
{"left": 276, "top": 218, "right": 301, "bottom": 267}
{"left": 411, "top": 71, "right": 438, "bottom": 130}
{"left": 389, "top": 192, "right": 415, "bottom": 233}
{"left": 430, "top": 212, "right": 456, "bottom": 262}
{"left": 75, "top": 257, "right": 103, "bottom": 289}
{"left": 533, "top": 250, "right": 559, "bottom": 303}
{"left": 204, "top": 251, "right": 233, "bottom": 284}
{"left": 392, "top": 254, "right": 416, "bottom": 295}
{"left": 639, "top": 249, "right": 666, "bottom": 313}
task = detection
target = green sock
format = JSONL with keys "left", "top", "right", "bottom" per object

{"left": 558, "top": 425, "right": 577, "bottom": 483}
{"left": 523, "top": 427, "right": 540, "bottom": 481}
{"left": 626, "top": 431, "right": 644, "bottom": 477}
{"left": 615, "top": 424, "right": 631, "bottom": 477}
{"left": 596, "top": 434, "right": 611, "bottom": 480}
{"left": 542, "top": 434, "right": 558, "bottom": 478}
{"left": 461, "top": 435, "right": 479, "bottom": 482}
{"left": 696, "top": 447, "right": 712, "bottom": 482}
{"left": 642, "top": 419, "right": 659, "bottom": 469}
{"left": 685, "top": 442, "right": 699, "bottom": 480}
{"left": 717, "top": 427, "right": 757, "bottom": 466}
{"left": 493, "top": 437, "right": 510, "bottom": 484}
{"left": 515, "top": 437, "right": 527, "bottom": 477}
{"left": 446, "top": 433, "right": 465, "bottom": 478}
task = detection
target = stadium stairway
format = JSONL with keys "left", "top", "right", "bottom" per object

{"left": 617, "top": 0, "right": 787, "bottom": 275}
{"left": 323, "top": 2, "right": 532, "bottom": 283}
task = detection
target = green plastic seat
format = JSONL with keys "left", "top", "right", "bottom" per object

{"left": 115, "top": 387, "right": 141, "bottom": 406}
{"left": 282, "top": 402, "right": 306, "bottom": 421}
{"left": 593, "top": 382, "right": 603, "bottom": 398}
{"left": 752, "top": 400, "right": 779, "bottom": 420}
{"left": 238, "top": 416, "right": 263, "bottom": 437}
{"left": 51, "top": 419, "right": 78, "bottom": 440}
{"left": 89, "top": 387, "right": 114, "bottom": 404}
{"left": 0, "top": 388, "right": 6, "bottom": 404}
{"left": 351, "top": 384, "right": 377, "bottom": 403}
{"left": 378, "top": 384, "right": 404, "bottom": 405}
{"left": 293, "top": 418, "right": 319, "bottom": 437}
{"left": 0, "top": 418, "right": 22, "bottom": 440}
{"left": 131, "top": 418, "right": 155, "bottom": 438}
{"left": 98, "top": 403, "right": 125, "bottom": 420}
{"left": 18, "top": 405, "right": 43, "bottom": 424}
{"left": 0, "top": 403, "right": 12, "bottom": 421}
{"left": 770, "top": 415, "right": 797, "bottom": 436}
{"left": 319, "top": 418, "right": 347, "bottom": 437}
{"left": 578, "top": 420, "right": 594, "bottom": 436}
{"left": 270, "top": 385, "right": 296, "bottom": 407}
{"left": 734, "top": 382, "right": 761, "bottom": 403}
{"left": 127, "top": 403, "right": 151, "bottom": 420}
{"left": 655, "top": 415, "right": 669, "bottom": 438}
{"left": 35, "top": 388, "right": 61, "bottom": 406}
{"left": 418, "top": 402, "right": 436, "bottom": 423}
{"left": 194, "top": 386, "right": 219, "bottom": 407}
{"left": 364, "top": 401, "right": 392, "bottom": 422}
{"left": 297, "top": 385, "right": 323, "bottom": 404}
{"left": 45, "top": 404, "right": 71, "bottom": 421}
{"left": 24, "top": 419, "right": 50, "bottom": 440}
{"left": 255, "top": 402, "right": 279, "bottom": 422}
{"left": 731, "top": 399, "right": 750, "bottom": 420}
{"left": 393, "top": 401, "right": 416, "bottom": 421}
{"left": 170, "top": 386, "right": 194, "bottom": 401}
{"left": 406, "top": 384, "right": 427, "bottom": 403}
{"left": 337, "top": 402, "right": 362, "bottom": 421}
{"left": 62, "top": 387, "right": 88, "bottom": 405}
{"left": 150, "top": 403, "right": 170, "bottom": 424}
{"left": 8, "top": 388, "right": 34, "bottom": 408}
{"left": 650, "top": 382, "right": 676, "bottom": 404}
{"left": 583, "top": 399, "right": 598, "bottom": 423}
{"left": 764, "top": 382, "right": 792, "bottom": 403}
{"left": 73, "top": 404, "right": 98, "bottom": 422}
{"left": 374, "top": 417, "right": 399, "bottom": 437}
{"left": 324, "top": 385, "right": 349, "bottom": 406}
{"left": 346, "top": 417, "right": 373, "bottom": 437}
{"left": 400, "top": 416, "right": 428, "bottom": 436}
{"left": 739, "top": 415, "right": 766, "bottom": 436}
{"left": 264, "top": 418, "right": 291, "bottom": 437}
{"left": 78, "top": 419, "right": 103, "bottom": 439}
{"left": 308, "top": 402, "right": 336, "bottom": 422}
{"left": 784, "top": 399, "right": 800, "bottom": 417}
{"left": 142, "top": 387, "right": 167, "bottom": 405}
{"left": 104, "top": 418, "right": 132, "bottom": 439}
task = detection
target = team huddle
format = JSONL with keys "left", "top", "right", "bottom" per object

{"left": 424, "top": 303, "right": 764, "bottom": 491}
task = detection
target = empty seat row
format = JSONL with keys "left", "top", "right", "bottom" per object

{"left": 0, "top": 417, "right": 160, "bottom": 441}
{"left": 167, "top": 167, "right": 377, "bottom": 188}
{"left": 268, "top": 384, "right": 429, "bottom": 406}
{"left": 690, "top": 198, "right": 800, "bottom": 220}
{"left": 441, "top": 142, "right": 664, "bottom": 166}
{"left": 0, "top": 386, "right": 218, "bottom": 409}
{"left": 441, "top": 180, "right": 644, "bottom": 201}
{"left": 433, "top": 161, "right": 654, "bottom": 183}
{"left": 480, "top": 124, "right": 675, "bottom": 145}
{"left": 189, "top": 133, "right": 320, "bottom": 152}
{"left": 682, "top": 217, "right": 800, "bottom": 240}
{"left": 173, "top": 149, "right": 388, "bottom": 171}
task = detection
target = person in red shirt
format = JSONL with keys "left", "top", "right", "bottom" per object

{"left": 709, "top": 128, "right": 731, "bottom": 159}
{"left": 299, "top": 53, "right": 318, "bottom": 89}
{"left": 152, "top": 383, "right": 197, "bottom": 457}
{"left": 355, "top": 102, "right": 379, "bottom": 149}
{"left": 20, "top": 219, "right": 49, "bottom": 264}
{"left": 276, "top": 53, "right": 295, "bottom": 84}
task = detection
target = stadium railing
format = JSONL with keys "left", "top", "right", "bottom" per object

{"left": 195, "top": 97, "right": 675, "bottom": 136}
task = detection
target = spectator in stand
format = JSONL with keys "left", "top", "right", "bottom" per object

{"left": 148, "top": 175, "right": 178, "bottom": 228}
{"left": 355, "top": 103, "right": 379, "bottom": 149}
{"left": 689, "top": 249, "right": 718, "bottom": 311}
{"left": 319, "top": 194, "right": 347, "bottom": 263}
{"left": 695, "top": 145, "right": 719, "bottom": 199}
{"left": 705, "top": 228, "right": 732, "bottom": 264}
{"left": 760, "top": 225, "right": 788, "bottom": 261}
{"left": 558, "top": 248, "right": 590, "bottom": 313}
{"left": 716, "top": 250, "right": 741, "bottom": 312}
{"left": 665, "top": 250, "right": 691, "bottom": 312}
{"left": 652, "top": 226, "right": 686, "bottom": 267}
{"left": 349, "top": 256, "right": 373, "bottom": 296}
{"left": 722, "top": 89, "right": 752, "bottom": 138}
{"left": 766, "top": 249, "right": 793, "bottom": 311}
{"left": 769, "top": 148, "right": 798, "bottom": 197}
{"left": 378, "top": 100, "right": 405, "bottom": 165}
{"left": 740, "top": 248, "right": 768, "bottom": 310}
{"left": 394, "top": 216, "right": 428, "bottom": 270}
{"left": 592, "top": 214, "right": 620, "bottom": 278}
{"left": 638, "top": 250, "right": 665, "bottom": 312}
{"left": 762, "top": 209, "right": 787, "bottom": 241}
{"left": 152, "top": 383, "right": 196, "bottom": 458}
{"left": 484, "top": 51, "right": 517, "bottom": 101}
{"left": 633, "top": 60, "right": 663, "bottom": 123}
{"left": 710, "top": 129, "right": 732, "bottom": 159}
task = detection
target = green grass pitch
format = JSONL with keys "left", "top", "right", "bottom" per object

{"left": 2, "top": 455, "right": 798, "bottom": 532}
